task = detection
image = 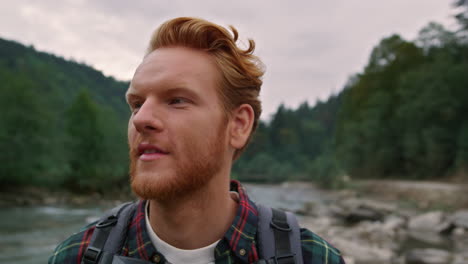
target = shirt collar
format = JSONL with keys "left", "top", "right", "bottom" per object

{"left": 144, "top": 201, "right": 218, "bottom": 264}
{"left": 123, "top": 180, "right": 259, "bottom": 263}
{"left": 123, "top": 200, "right": 159, "bottom": 261}
{"left": 220, "top": 180, "right": 259, "bottom": 263}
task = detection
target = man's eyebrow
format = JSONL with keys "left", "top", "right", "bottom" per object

{"left": 125, "top": 86, "right": 203, "bottom": 102}
{"left": 125, "top": 83, "right": 134, "bottom": 98}
{"left": 125, "top": 90, "right": 138, "bottom": 103}
{"left": 125, "top": 92, "right": 140, "bottom": 100}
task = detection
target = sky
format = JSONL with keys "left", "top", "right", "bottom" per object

{"left": 0, "top": 0, "right": 459, "bottom": 120}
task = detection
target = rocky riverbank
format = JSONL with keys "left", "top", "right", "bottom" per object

{"left": 2, "top": 180, "right": 467, "bottom": 264}
{"left": 294, "top": 180, "right": 468, "bottom": 264}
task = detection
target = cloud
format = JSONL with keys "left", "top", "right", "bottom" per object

{"left": 0, "top": 0, "right": 456, "bottom": 118}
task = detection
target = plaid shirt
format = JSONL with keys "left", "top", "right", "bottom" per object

{"left": 49, "top": 180, "right": 345, "bottom": 264}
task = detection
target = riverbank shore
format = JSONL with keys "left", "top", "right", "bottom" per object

{"left": 293, "top": 180, "right": 468, "bottom": 264}
{"left": 2, "top": 181, "right": 467, "bottom": 264}
{"left": 0, "top": 186, "right": 136, "bottom": 207}
{"left": 350, "top": 180, "right": 468, "bottom": 211}
{"left": 2, "top": 179, "right": 467, "bottom": 210}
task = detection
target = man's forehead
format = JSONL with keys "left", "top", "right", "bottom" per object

{"left": 137, "top": 47, "right": 217, "bottom": 74}
{"left": 130, "top": 47, "right": 220, "bottom": 90}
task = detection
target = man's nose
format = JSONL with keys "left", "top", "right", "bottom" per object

{"left": 132, "top": 100, "right": 164, "bottom": 133}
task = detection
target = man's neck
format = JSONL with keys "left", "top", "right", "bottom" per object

{"left": 147, "top": 175, "right": 238, "bottom": 250}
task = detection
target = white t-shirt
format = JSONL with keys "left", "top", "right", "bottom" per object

{"left": 145, "top": 202, "right": 218, "bottom": 264}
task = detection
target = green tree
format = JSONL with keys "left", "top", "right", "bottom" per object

{"left": 454, "top": 0, "right": 468, "bottom": 32}
{"left": 0, "top": 38, "right": 130, "bottom": 192}
{"left": 64, "top": 90, "right": 117, "bottom": 192}
{"left": 0, "top": 72, "right": 51, "bottom": 187}
{"left": 456, "top": 122, "right": 468, "bottom": 173}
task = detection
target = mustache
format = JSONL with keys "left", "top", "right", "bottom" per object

{"left": 128, "top": 137, "right": 170, "bottom": 156}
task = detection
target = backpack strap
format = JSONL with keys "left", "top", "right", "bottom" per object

{"left": 256, "top": 204, "right": 303, "bottom": 264}
{"left": 82, "top": 202, "right": 137, "bottom": 264}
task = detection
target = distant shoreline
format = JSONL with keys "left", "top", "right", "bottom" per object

{"left": 2, "top": 179, "right": 467, "bottom": 210}
{"left": 0, "top": 186, "right": 136, "bottom": 207}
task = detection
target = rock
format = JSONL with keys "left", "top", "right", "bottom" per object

{"left": 294, "top": 201, "right": 317, "bottom": 216}
{"left": 335, "top": 189, "right": 357, "bottom": 200}
{"left": 302, "top": 215, "right": 399, "bottom": 263}
{"left": 408, "top": 230, "right": 447, "bottom": 246}
{"left": 450, "top": 210, "right": 468, "bottom": 229}
{"left": 329, "top": 236, "right": 395, "bottom": 264}
{"left": 453, "top": 227, "right": 465, "bottom": 236}
{"left": 356, "top": 180, "right": 468, "bottom": 210}
{"left": 334, "top": 198, "right": 396, "bottom": 224}
{"left": 344, "top": 198, "right": 397, "bottom": 214}
{"left": 382, "top": 215, "right": 406, "bottom": 231}
{"left": 453, "top": 233, "right": 468, "bottom": 253}
{"left": 392, "top": 255, "right": 406, "bottom": 264}
{"left": 345, "top": 207, "right": 384, "bottom": 224}
{"left": 407, "top": 212, "right": 450, "bottom": 246}
{"left": 405, "top": 248, "right": 451, "bottom": 264}
{"left": 452, "top": 252, "right": 468, "bottom": 264}
{"left": 408, "top": 211, "right": 446, "bottom": 232}
{"left": 341, "top": 256, "right": 355, "bottom": 264}
{"left": 381, "top": 215, "right": 408, "bottom": 243}
{"left": 439, "top": 210, "right": 468, "bottom": 235}
{"left": 330, "top": 204, "right": 347, "bottom": 218}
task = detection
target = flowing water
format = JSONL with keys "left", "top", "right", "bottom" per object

{"left": 0, "top": 205, "right": 106, "bottom": 264}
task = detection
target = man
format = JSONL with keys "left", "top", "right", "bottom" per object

{"left": 49, "top": 17, "right": 345, "bottom": 264}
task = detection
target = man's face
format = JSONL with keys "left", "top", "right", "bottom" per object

{"left": 127, "top": 47, "right": 230, "bottom": 201}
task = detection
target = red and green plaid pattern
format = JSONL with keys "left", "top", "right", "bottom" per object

{"left": 49, "top": 180, "right": 345, "bottom": 263}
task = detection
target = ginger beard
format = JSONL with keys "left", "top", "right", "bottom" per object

{"left": 129, "top": 119, "right": 228, "bottom": 202}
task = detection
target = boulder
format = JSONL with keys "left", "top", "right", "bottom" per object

{"left": 345, "top": 207, "right": 384, "bottom": 224}
{"left": 293, "top": 201, "right": 317, "bottom": 216}
{"left": 452, "top": 252, "right": 468, "bottom": 264}
{"left": 342, "top": 198, "right": 397, "bottom": 214}
{"left": 334, "top": 198, "right": 396, "bottom": 224}
{"left": 439, "top": 210, "right": 468, "bottom": 235}
{"left": 450, "top": 210, "right": 468, "bottom": 229}
{"left": 329, "top": 236, "right": 394, "bottom": 264}
{"left": 408, "top": 211, "right": 447, "bottom": 233}
{"left": 408, "top": 230, "right": 447, "bottom": 246}
{"left": 382, "top": 215, "right": 406, "bottom": 231}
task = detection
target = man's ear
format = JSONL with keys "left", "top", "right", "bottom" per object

{"left": 229, "top": 104, "right": 255, "bottom": 149}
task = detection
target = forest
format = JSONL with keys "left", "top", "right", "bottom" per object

{"left": 1, "top": 3, "right": 467, "bottom": 192}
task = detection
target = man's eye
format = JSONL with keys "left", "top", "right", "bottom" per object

{"left": 130, "top": 102, "right": 143, "bottom": 111}
{"left": 168, "top": 98, "right": 187, "bottom": 105}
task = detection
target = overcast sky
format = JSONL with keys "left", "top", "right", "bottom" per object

{"left": 0, "top": 0, "right": 458, "bottom": 119}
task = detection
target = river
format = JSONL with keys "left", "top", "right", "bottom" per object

{"left": 0, "top": 183, "right": 328, "bottom": 264}
{"left": 4, "top": 182, "right": 466, "bottom": 264}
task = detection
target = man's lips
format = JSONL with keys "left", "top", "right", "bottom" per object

{"left": 137, "top": 143, "right": 169, "bottom": 161}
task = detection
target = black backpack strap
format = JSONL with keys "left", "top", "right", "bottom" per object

{"left": 82, "top": 202, "right": 137, "bottom": 264}
{"left": 256, "top": 204, "right": 303, "bottom": 264}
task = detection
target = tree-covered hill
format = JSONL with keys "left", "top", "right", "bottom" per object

{"left": 0, "top": 38, "right": 130, "bottom": 192}
{"left": 0, "top": 38, "right": 129, "bottom": 116}
{"left": 235, "top": 15, "right": 468, "bottom": 186}
{"left": 335, "top": 22, "right": 468, "bottom": 181}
